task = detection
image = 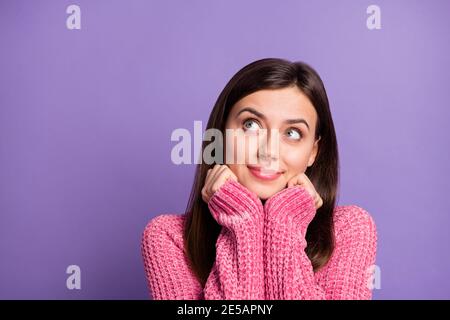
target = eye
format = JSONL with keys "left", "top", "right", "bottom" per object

{"left": 242, "top": 119, "right": 261, "bottom": 132}
{"left": 286, "top": 128, "right": 302, "bottom": 140}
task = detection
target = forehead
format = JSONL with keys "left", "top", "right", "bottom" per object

{"left": 231, "top": 87, "right": 317, "bottom": 125}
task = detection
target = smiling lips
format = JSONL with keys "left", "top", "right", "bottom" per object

{"left": 247, "top": 165, "right": 283, "bottom": 181}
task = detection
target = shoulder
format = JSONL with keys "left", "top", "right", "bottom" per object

{"left": 142, "top": 213, "right": 186, "bottom": 251}
{"left": 332, "top": 205, "right": 377, "bottom": 242}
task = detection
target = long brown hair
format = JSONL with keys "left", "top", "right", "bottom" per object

{"left": 183, "top": 58, "right": 339, "bottom": 287}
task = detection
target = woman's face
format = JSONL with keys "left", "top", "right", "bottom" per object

{"left": 224, "top": 86, "right": 321, "bottom": 200}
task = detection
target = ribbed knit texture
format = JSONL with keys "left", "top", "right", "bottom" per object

{"left": 141, "top": 179, "right": 377, "bottom": 300}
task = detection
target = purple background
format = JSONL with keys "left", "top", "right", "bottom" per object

{"left": 1, "top": 0, "right": 449, "bottom": 299}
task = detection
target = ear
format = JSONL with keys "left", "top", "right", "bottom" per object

{"left": 307, "top": 136, "right": 321, "bottom": 167}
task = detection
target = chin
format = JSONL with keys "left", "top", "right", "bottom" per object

{"left": 240, "top": 179, "right": 286, "bottom": 201}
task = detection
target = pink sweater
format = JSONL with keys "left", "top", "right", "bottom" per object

{"left": 141, "top": 179, "right": 377, "bottom": 300}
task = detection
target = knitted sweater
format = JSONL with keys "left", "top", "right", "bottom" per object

{"left": 141, "top": 179, "right": 377, "bottom": 300}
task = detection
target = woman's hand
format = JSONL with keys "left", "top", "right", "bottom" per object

{"left": 203, "top": 164, "right": 263, "bottom": 229}
{"left": 287, "top": 173, "right": 323, "bottom": 210}
{"left": 201, "top": 164, "right": 238, "bottom": 204}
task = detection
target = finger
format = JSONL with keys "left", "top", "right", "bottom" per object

{"left": 203, "top": 166, "right": 220, "bottom": 202}
{"left": 205, "top": 168, "right": 213, "bottom": 183}
{"left": 288, "top": 174, "right": 304, "bottom": 188}
{"left": 291, "top": 173, "right": 318, "bottom": 200}
{"left": 210, "top": 164, "right": 225, "bottom": 183}
{"left": 201, "top": 187, "right": 209, "bottom": 203}
{"left": 297, "top": 173, "right": 312, "bottom": 188}
{"left": 206, "top": 165, "right": 229, "bottom": 199}
{"left": 300, "top": 173, "right": 321, "bottom": 202}
{"left": 317, "top": 196, "right": 323, "bottom": 209}
{"left": 315, "top": 196, "right": 322, "bottom": 209}
{"left": 205, "top": 166, "right": 215, "bottom": 184}
{"left": 211, "top": 173, "right": 228, "bottom": 193}
{"left": 212, "top": 165, "right": 239, "bottom": 194}
{"left": 201, "top": 178, "right": 211, "bottom": 203}
{"left": 302, "top": 173, "right": 318, "bottom": 192}
{"left": 211, "top": 166, "right": 231, "bottom": 193}
{"left": 287, "top": 175, "right": 298, "bottom": 188}
{"left": 224, "top": 165, "right": 238, "bottom": 181}
{"left": 229, "top": 170, "right": 238, "bottom": 182}
{"left": 304, "top": 175, "right": 320, "bottom": 200}
{"left": 205, "top": 164, "right": 222, "bottom": 191}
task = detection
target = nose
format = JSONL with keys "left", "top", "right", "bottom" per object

{"left": 257, "top": 129, "right": 280, "bottom": 163}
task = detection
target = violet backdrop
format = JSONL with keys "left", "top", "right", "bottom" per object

{"left": 1, "top": 0, "right": 449, "bottom": 299}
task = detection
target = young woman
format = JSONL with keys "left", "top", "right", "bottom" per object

{"left": 141, "top": 58, "right": 377, "bottom": 300}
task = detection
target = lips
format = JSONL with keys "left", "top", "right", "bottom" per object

{"left": 247, "top": 165, "right": 283, "bottom": 181}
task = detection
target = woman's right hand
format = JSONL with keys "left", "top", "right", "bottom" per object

{"left": 201, "top": 164, "right": 238, "bottom": 204}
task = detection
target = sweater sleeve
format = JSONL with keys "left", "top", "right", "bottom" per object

{"left": 203, "top": 179, "right": 265, "bottom": 300}
{"left": 141, "top": 214, "right": 203, "bottom": 300}
{"left": 263, "top": 186, "right": 377, "bottom": 300}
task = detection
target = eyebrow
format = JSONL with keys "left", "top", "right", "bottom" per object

{"left": 236, "top": 107, "right": 310, "bottom": 130}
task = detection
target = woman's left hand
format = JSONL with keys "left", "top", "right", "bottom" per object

{"left": 287, "top": 173, "right": 323, "bottom": 210}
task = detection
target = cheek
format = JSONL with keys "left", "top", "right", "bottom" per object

{"left": 227, "top": 163, "right": 249, "bottom": 185}
{"left": 225, "top": 131, "right": 259, "bottom": 165}
{"left": 282, "top": 146, "right": 310, "bottom": 174}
